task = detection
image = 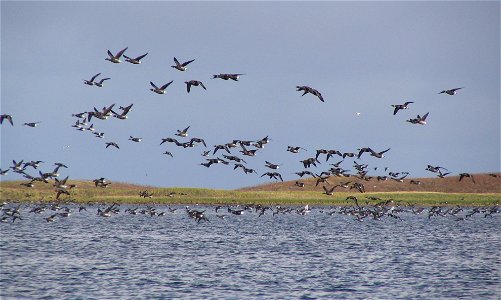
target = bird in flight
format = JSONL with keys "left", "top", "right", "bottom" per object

{"left": 296, "top": 85, "right": 324, "bottom": 102}
{"left": 23, "top": 122, "right": 41, "bottom": 127}
{"left": 0, "top": 114, "right": 13, "bottom": 126}
{"left": 171, "top": 57, "right": 195, "bottom": 71}
{"left": 185, "top": 80, "right": 206, "bottom": 93}
{"left": 212, "top": 73, "right": 245, "bottom": 81}
{"left": 438, "top": 87, "right": 464, "bottom": 95}
{"left": 391, "top": 101, "right": 414, "bottom": 115}
{"left": 150, "top": 80, "right": 173, "bottom": 94}
{"left": 83, "top": 73, "right": 101, "bottom": 86}
{"left": 123, "top": 52, "right": 148, "bottom": 64}
{"left": 105, "top": 47, "right": 128, "bottom": 63}
{"left": 407, "top": 112, "right": 429, "bottom": 125}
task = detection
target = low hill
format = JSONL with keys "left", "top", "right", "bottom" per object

{"left": 239, "top": 173, "right": 501, "bottom": 194}
{"left": 0, "top": 173, "right": 499, "bottom": 206}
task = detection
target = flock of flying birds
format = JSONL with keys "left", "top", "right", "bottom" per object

{"left": 0, "top": 46, "right": 499, "bottom": 210}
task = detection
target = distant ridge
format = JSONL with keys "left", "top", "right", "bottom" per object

{"left": 238, "top": 173, "right": 501, "bottom": 194}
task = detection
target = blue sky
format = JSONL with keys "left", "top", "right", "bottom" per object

{"left": 1, "top": 1, "right": 499, "bottom": 189}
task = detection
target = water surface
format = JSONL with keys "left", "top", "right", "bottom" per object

{"left": 1, "top": 204, "right": 499, "bottom": 299}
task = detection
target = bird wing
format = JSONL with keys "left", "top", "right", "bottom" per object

{"left": 136, "top": 53, "right": 148, "bottom": 60}
{"left": 90, "top": 73, "right": 101, "bottom": 81}
{"left": 182, "top": 59, "right": 195, "bottom": 66}
{"left": 150, "top": 81, "right": 159, "bottom": 89}
{"left": 116, "top": 47, "right": 128, "bottom": 58}
{"left": 380, "top": 148, "right": 391, "bottom": 155}
{"left": 160, "top": 80, "right": 174, "bottom": 90}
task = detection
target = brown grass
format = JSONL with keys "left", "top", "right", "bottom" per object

{"left": 238, "top": 173, "right": 501, "bottom": 194}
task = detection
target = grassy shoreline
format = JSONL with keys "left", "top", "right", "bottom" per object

{"left": 1, "top": 180, "right": 499, "bottom": 206}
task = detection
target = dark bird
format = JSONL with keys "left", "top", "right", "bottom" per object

{"left": 54, "top": 162, "right": 68, "bottom": 168}
{"left": 295, "top": 181, "right": 305, "bottom": 187}
{"left": 175, "top": 126, "right": 190, "bottom": 137}
{"left": 265, "top": 161, "right": 281, "bottom": 170}
{"left": 105, "top": 142, "right": 119, "bottom": 149}
{"left": 239, "top": 144, "right": 258, "bottom": 156}
{"left": 369, "top": 148, "right": 391, "bottom": 158}
{"left": 83, "top": 72, "right": 101, "bottom": 85}
{"left": 23, "top": 122, "right": 41, "bottom": 127}
{"left": 94, "top": 77, "right": 111, "bottom": 87}
{"left": 323, "top": 185, "right": 336, "bottom": 196}
{"left": 105, "top": 47, "right": 128, "bottom": 63}
{"left": 124, "top": 52, "right": 148, "bottom": 64}
{"left": 426, "top": 165, "right": 447, "bottom": 173}
{"left": 163, "top": 151, "right": 174, "bottom": 157}
{"left": 87, "top": 103, "right": 115, "bottom": 121}
{"left": 129, "top": 136, "right": 142, "bottom": 142}
{"left": 459, "top": 173, "right": 475, "bottom": 184}
{"left": 0, "top": 114, "right": 13, "bottom": 126}
{"left": 261, "top": 172, "right": 283, "bottom": 182}
{"left": 185, "top": 80, "right": 206, "bottom": 93}
{"left": 357, "top": 147, "right": 372, "bottom": 159}
{"left": 287, "top": 146, "right": 306, "bottom": 153}
{"left": 295, "top": 170, "right": 316, "bottom": 178}
{"left": 437, "top": 170, "right": 451, "bottom": 178}
{"left": 112, "top": 104, "right": 133, "bottom": 120}
{"left": 391, "top": 101, "right": 414, "bottom": 115}
{"left": 190, "top": 138, "right": 207, "bottom": 147}
{"left": 296, "top": 85, "right": 324, "bottom": 102}
{"left": 439, "top": 87, "right": 464, "bottom": 95}
{"left": 172, "top": 57, "right": 195, "bottom": 71}
{"left": 212, "top": 73, "right": 245, "bottom": 81}
{"left": 407, "top": 112, "right": 429, "bottom": 125}
{"left": 150, "top": 80, "right": 174, "bottom": 94}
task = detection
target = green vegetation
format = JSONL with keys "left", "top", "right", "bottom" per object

{"left": 0, "top": 180, "right": 499, "bottom": 206}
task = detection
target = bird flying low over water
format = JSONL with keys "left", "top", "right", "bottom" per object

{"left": 123, "top": 52, "right": 148, "bottom": 64}
{"left": 150, "top": 80, "right": 173, "bottom": 94}
{"left": 296, "top": 85, "right": 324, "bottom": 102}
{"left": 185, "top": 80, "right": 206, "bottom": 93}
{"left": 212, "top": 73, "right": 245, "bottom": 81}
{"left": 407, "top": 112, "right": 429, "bottom": 125}
{"left": 0, "top": 114, "right": 13, "bottom": 126}
{"left": 171, "top": 57, "right": 195, "bottom": 71}
{"left": 439, "top": 87, "right": 464, "bottom": 95}
{"left": 391, "top": 101, "right": 414, "bottom": 115}
{"left": 105, "top": 47, "right": 128, "bottom": 63}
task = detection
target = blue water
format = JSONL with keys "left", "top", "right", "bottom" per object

{"left": 1, "top": 204, "right": 500, "bottom": 299}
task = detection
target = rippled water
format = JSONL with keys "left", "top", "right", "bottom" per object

{"left": 1, "top": 204, "right": 500, "bottom": 299}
